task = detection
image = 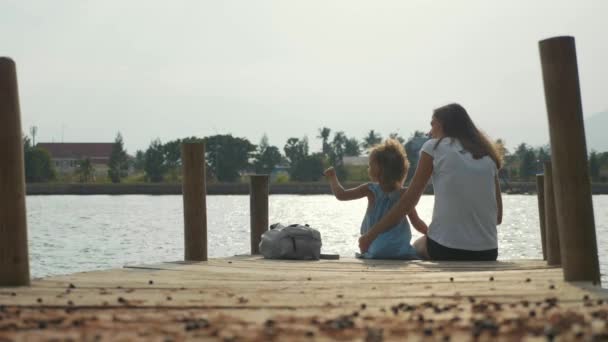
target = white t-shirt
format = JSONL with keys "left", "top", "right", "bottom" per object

{"left": 420, "top": 138, "right": 498, "bottom": 251}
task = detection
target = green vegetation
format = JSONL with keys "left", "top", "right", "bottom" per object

{"left": 253, "top": 135, "right": 281, "bottom": 174}
{"left": 76, "top": 158, "right": 94, "bottom": 183}
{"left": 108, "top": 132, "right": 129, "bottom": 183}
{"left": 23, "top": 136, "right": 56, "bottom": 182}
{"left": 21, "top": 129, "right": 608, "bottom": 184}
{"left": 144, "top": 139, "right": 166, "bottom": 182}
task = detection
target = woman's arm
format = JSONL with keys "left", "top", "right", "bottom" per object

{"left": 324, "top": 167, "right": 370, "bottom": 201}
{"left": 359, "top": 153, "right": 434, "bottom": 251}
{"left": 495, "top": 175, "right": 502, "bottom": 225}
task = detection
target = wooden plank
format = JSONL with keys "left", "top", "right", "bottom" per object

{"left": 1, "top": 257, "right": 607, "bottom": 340}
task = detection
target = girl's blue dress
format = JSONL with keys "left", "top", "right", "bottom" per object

{"left": 358, "top": 183, "right": 418, "bottom": 259}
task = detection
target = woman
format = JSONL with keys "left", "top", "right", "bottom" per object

{"left": 359, "top": 103, "right": 503, "bottom": 261}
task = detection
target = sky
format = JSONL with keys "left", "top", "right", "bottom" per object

{"left": 1, "top": 1, "right": 607, "bottom": 154}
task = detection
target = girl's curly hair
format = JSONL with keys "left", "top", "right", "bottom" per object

{"left": 369, "top": 139, "right": 409, "bottom": 190}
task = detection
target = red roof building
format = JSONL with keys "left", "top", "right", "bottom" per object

{"left": 37, "top": 143, "right": 113, "bottom": 165}
{"left": 36, "top": 143, "right": 114, "bottom": 175}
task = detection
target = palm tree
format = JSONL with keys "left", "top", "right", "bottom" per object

{"left": 388, "top": 132, "right": 405, "bottom": 145}
{"left": 362, "top": 130, "right": 382, "bottom": 151}
{"left": 317, "top": 127, "right": 331, "bottom": 155}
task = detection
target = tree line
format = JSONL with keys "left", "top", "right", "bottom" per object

{"left": 21, "top": 130, "right": 608, "bottom": 183}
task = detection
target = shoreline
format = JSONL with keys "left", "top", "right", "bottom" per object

{"left": 25, "top": 182, "right": 608, "bottom": 195}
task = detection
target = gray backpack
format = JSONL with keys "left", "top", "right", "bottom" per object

{"left": 259, "top": 223, "right": 322, "bottom": 260}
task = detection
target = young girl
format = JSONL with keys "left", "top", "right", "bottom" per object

{"left": 324, "top": 139, "right": 428, "bottom": 259}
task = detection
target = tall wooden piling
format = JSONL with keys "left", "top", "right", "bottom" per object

{"left": 0, "top": 57, "right": 30, "bottom": 286}
{"left": 182, "top": 143, "right": 207, "bottom": 261}
{"left": 543, "top": 162, "right": 560, "bottom": 266}
{"left": 535, "top": 174, "right": 547, "bottom": 260}
{"left": 250, "top": 175, "right": 269, "bottom": 254}
{"left": 539, "top": 36, "right": 600, "bottom": 282}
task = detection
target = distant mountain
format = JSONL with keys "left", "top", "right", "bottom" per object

{"left": 585, "top": 111, "right": 608, "bottom": 153}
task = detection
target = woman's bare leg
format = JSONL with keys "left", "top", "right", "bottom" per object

{"left": 414, "top": 236, "right": 430, "bottom": 260}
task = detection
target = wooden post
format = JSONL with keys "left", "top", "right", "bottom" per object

{"left": 543, "top": 162, "right": 560, "bottom": 266}
{"left": 539, "top": 36, "right": 600, "bottom": 283}
{"left": 535, "top": 174, "right": 547, "bottom": 260}
{"left": 0, "top": 57, "right": 30, "bottom": 286}
{"left": 250, "top": 175, "right": 269, "bottom": 254}
{"left": 182, "top": 143, "right": 207, "bottom": 261}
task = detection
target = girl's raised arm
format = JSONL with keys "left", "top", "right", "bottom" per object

{"left": 324, "top": 167, "right": 371, "bottom": 201}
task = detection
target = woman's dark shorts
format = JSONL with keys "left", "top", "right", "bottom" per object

{"left": 427, "top": 237, "right": 497, "bottom": 261}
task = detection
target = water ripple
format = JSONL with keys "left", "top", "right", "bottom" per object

{"left": 26, "top": 194, "right": 608, "bottom": 285}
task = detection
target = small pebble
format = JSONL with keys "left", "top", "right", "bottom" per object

{"left": 10, "top": 292, "right": 16, "bottom": 296}
{"left": 583, "top": 295, "right": 590, "bottom": 301}
{"left": 184, "top": 322, "right": 201, "bottom": 331}
{"left": 166, "top": 296, "right": 172, "bottom": 301}
{"left": 148, "top": 280, "right": 154, "bottom": 285}
{"left": 549, "top": 284, "right": 555, "bottom": 290}
{"left": 307, "top": 277, "right": 312, "bottom": 281}
{"left": 544, "top": 325, "right": 557, "bottom": 340}
{"left": 525, "top": 278, "right": 531, "bottom": 282}
{"left": 37, "top": 298, "right": 43, "bottom": 303}
{"left": 489, "top": 276, "right": 494, "bottom": 281}
{"left": 228, "top": 261, "right": 232, "bottom": 264}
{"left": 67, "top": 300, "right": 74, "bottom": 306}
{"left": 360, "top": 303, "right": 367, "bottom": 310}
{"left": 117, "top": 297, "right": 126, "bottom": 304}
{"left": 450, "top": 277, "right": 454, "bottom": 282}
{"left": 337, "top": 294, "right": 343, "bottom": 298}
{"left": 69, "top": 283, "right": 76, "bottom": 289}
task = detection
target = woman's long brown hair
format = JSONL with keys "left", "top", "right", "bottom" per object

{"left": 433, "top": 103, "right": 502, "bottom": 169}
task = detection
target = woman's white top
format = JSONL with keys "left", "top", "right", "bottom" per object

{"left": 420, "top": 138, "right": 498, "bottom": 251}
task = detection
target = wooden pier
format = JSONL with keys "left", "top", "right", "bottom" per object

{"left": 1, "top": 257, "right": 607, "bottom": 340}
{"left": 2, "top": 36, "right": 607, "bottom": 340}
